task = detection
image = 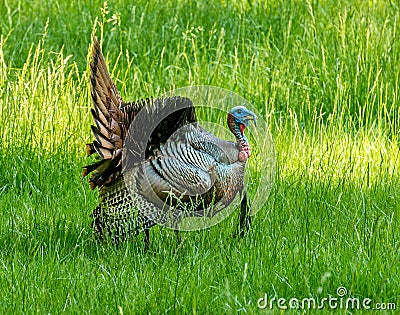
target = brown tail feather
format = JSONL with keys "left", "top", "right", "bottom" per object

{"left": 86, "top": 143, "right": 96, "bottom": 157}
{"left": 83, "top": 38, "right": 124, "bottom": 189}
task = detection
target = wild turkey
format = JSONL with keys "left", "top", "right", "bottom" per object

{"left": 83, "top": 37, "right": 257, "bottom": 245}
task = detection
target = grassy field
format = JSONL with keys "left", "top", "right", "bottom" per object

{"left": 1, "top": 0, "right": 399, "bottom": 313}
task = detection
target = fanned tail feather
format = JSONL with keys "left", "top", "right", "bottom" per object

{"left": 84, "top": 37, "right": 146, "bottom": 190}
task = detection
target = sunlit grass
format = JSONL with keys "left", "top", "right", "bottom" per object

{"left": 0, "top": 0, "right": 399, "bottom": 313}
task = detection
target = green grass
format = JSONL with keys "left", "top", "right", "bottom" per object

{"left": 1, "top": 0, "right": 399, "bottom": 313}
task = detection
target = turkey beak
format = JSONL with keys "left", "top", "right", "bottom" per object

{"left": 244, "top": 112, "right": 257, "bottom": 127}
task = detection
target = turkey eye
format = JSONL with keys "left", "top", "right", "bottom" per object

{"left": 237, "top": 109, "right": 242, "bottom": 114}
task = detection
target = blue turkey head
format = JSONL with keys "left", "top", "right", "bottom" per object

{"left": 229, "top": 105, "right": 257, "bottom": 128}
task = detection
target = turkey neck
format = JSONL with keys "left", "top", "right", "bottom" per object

{"left": 227, "top": 113, "right": 251, "bottom": 159}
